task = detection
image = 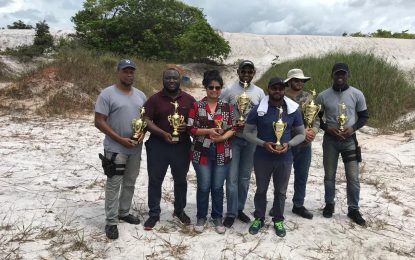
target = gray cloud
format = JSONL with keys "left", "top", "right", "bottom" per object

{"left": 60, "top": 0, "right": 83, "bottom": 10}
{"left": 1, "top": 0, "right": 414, "bottom": 34}
{"left": 0, "top": 0, "right": 12, "bottom": 8}
{"left": 44, "top": 13, "right": 57, "bottom": 23}
{"left": 10, "top": 9, "right": 42, "bottom": 21}
{"left": 183, "top": 0, "right": 415, "bottom": 35}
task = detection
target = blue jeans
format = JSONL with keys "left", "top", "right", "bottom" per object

{"left": 292, "top": 144, "right": 312, "bottom": 207}
{"left": 225, "top": 136, "right": 257, "bottom": 218}
{"left": 323, "top": 134, "right": 360, "bottom": 210}
{"left": 193, "top": 145, "right": 230, "bottom": 220}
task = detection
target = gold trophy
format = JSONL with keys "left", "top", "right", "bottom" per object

{"left": 272, "top": 106, "right": 287, "bottom": 150}
{"left": 168, "top": 101, "right": 185, "bottom": 142}
{"left": 302, "top": 89, "right": 321, "bottom": 128}
{"left": 337, "top": 103, "right": 348, "bottom": 131}
{"left": 236, "top": 81, "right": 252, "bottom": 121}
{"left": 131, "top": 107, "right": 147, "bottom": 145}
{"left": 214, "top": 119, "right": 223, "bottom": 129}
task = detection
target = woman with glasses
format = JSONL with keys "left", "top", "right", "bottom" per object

{"left": 187, "top": 70, "right": 236, "bottom": 234}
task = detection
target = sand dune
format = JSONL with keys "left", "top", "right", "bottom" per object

{"left": 0, "top": 30, "right": 414, "bottom": 259}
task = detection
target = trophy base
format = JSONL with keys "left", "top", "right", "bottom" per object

{"left": 130, "top": 138, "right": 139, "bottom": 145}
{"left": 171, "top": 136, "right": 180, "bottom": 142}
{"left": 274, "top": 144, "right": 284, "bottom": 151}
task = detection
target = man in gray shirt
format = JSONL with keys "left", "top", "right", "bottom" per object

{"left": 95, "top": 59, "right": 147, "bottom": 239}
{"left": 316, "top": 63, "right": 369, "bottom": 226}
{"left": 220, "top": 60, "right": 265, "bottom": 227}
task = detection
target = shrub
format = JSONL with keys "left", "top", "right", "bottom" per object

{"left": 257, "top": 52, "right": 415, "bottom": 130}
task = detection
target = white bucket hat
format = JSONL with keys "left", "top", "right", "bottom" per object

{"left": 284, "top": 68, "right": 311, "bottom": 83}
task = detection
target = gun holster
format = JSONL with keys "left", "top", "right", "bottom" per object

{"left": 99, "top": 153, "right": 124, "bottom": 178}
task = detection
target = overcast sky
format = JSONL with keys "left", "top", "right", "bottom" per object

{"left": 1, "top": 0, "right": 414, "bottom": 35}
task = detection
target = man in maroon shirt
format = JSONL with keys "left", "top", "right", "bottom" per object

{"left": 143, "top": 68, "right": 196, "bottom": 230}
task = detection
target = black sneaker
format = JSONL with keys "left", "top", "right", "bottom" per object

{"left": 347, "top": 209, "right": 366, "bottom": 226}
{"left": 105, "top": 225, "right": 119, "bottom": 239}
{"left": 323, "top": 203, "right": 335, "bottom": 218}
{"left": 248, "top": 218, "right": 264, "bottom": 235}
{"left": 292, "top": 206, "right": 313, "bottom": 219}
{"left": 223, "top": 217, "right": 235, "bottom": 228}
{"left": 273, "top": 220, "right": 286, "bottom": 237}
{"left": 237, "top": 211, "right": 251, "bottom": 223}
{"left": 144, "top": 216, "right": 160, "bottom": 230}
{"left": 119, "top": 214, "right": 140, "bottom": 224}
{"left": 173, "top": 211, "right": 191, "bottom": 225}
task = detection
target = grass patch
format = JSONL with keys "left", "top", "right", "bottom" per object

{"left": 54, "top": 47, "right": 166, "bottom": 97}
{"left": 256, "top": 51, "right": 415, "bottom": 131}
{"left": 0, "top": 47, "right": 169, "bottom": 116}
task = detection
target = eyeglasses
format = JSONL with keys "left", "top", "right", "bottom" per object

{"left": 292, "top": 78, "right": 306, "bottom": 83}
{"left": 207, "top": 86, "right": 222, "bottom": 91}
{"left": 240, "top": 70, "right": 255, "bottom": 75}
{"left": 269, "top": 85, "right": 285, "bottom": 91}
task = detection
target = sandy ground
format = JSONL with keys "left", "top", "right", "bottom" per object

{"left": 1, "top": 30, "right": 415, "bottom": 259}
{"left": 0, "top": 114, "right": 414, "bottom": 259}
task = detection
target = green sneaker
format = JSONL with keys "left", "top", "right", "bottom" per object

{"left": 249, "top": 218, "right": 264, "bottom": 235}
{"left": 273, "top": 220, "right": 286, "bottom": 237}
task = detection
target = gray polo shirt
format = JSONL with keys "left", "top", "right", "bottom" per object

{"left": 220, "top": 81, "right": 265, "bottom": 137}
{"left": 95, "top": 85, "right": 147, "bottom": 155}
{"left": 316, "top": 86, "right": 367, "bottom": 129}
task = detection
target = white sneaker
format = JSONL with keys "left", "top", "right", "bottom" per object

{"left": 194, "top": 218, "right": 206, "bottom": 233}
{"left": 212, "top": 218, "right": 226, "bottom": 234}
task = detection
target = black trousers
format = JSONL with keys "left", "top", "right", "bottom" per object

{"left": 253, "top": 156, "right": 292, "bottom": 221}
{"left": 146, "top": 136, "right": 191, "bottom": 217}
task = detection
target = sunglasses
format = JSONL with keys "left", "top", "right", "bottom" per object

{"left": 292, "top": 78, "right": 306, "bottom": 83}
{"left": 207, "top": 86, "right": 222, "bottom": 91}
{"left": 269, "top": 85, "right": 285, "bottom": 91}
{"left": 240, "top": 70, "right": 255, "bottom": 75}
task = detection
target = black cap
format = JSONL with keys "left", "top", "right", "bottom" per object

{"left": 117, "top": 59, "right": 136, "bottom": 70}
{"left": 332, "top": 63, "right": 349, "bottom": 74}
{"left": 268, "top": 77, "right": 285, "bottom": 88}
{"left": 238, "top": 60, "right": 255, "bottom": 70}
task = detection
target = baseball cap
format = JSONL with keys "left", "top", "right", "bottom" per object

{"left": 268, "top": 77, "right": 285, "bottom": 88}
{"left": 238, "top": 60, "right": 255, "bottom": 70}
{"left": 332, "top": 63, "right": 349, "bottom": 74}
{"left": 117, "top": 59, "right": 136, "bottom": 70}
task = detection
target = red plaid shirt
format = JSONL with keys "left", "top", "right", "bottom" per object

{"left": 188, "top": 97, "right": 235, "bottom": 165}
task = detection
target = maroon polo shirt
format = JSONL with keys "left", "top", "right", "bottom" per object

{"left": 144, "top": 89, "right": 196, "bottom": 141}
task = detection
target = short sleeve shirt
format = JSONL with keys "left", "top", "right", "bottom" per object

{"left": 246, "top": 101, "right": 303, "bottom": 161}
{"left": 95, "top": 85, "right": 147, "bottom": 155}
{"left": 144, "top": 89, "right": 196, "bottom": 142}
{"left": 316, "top": 86, "right": 367, "bottom": 129}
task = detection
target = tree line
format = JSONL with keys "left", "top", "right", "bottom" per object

{"left": 343, "top": 29, "right": 415, "bottom": 39}
{"left": 3, "top": 0, "right": 231, "bottom": 63}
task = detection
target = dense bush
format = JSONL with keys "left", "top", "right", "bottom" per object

{"left": 257, "top": 52, "right": 415, "bottom": 130}
{"left": 71, "top": 0, "right": 230, "bottom": 62}
{"left": 7, "top": 20, "right": 33, "bottom": 29}
{"left": 344, "top": 29, "right": 415, "bottom": 39}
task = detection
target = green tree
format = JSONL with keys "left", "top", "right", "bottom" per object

{"left": 349, "top": 31, "right": 367, "bottom": 37}
{"left": 371, "top": 29, "right": 393, "bottom": 38}
{"left": 32, "top": 20, "right": 54, "bottom": 54}
{"left": 177, "top": 20, "right": 230, "bottom": 62}
{"left": 7, "top": 20, "right": 33, "bottom": 29}
{"left": 71, "top": 0, "right": 230, "bottom": 62}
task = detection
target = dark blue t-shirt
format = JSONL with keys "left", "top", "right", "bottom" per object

{"left": 246, "top": 102, "right": 303, "bottom": 161}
